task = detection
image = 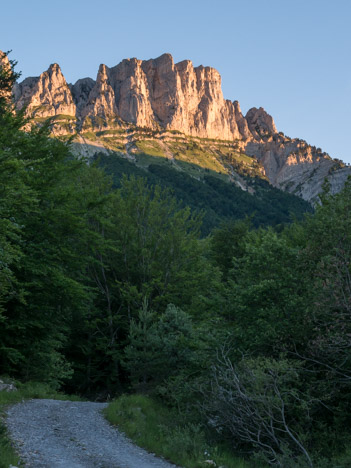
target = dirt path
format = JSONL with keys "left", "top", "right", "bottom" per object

{"left": 6, "top": 399, "right": 176, "bottom": 468}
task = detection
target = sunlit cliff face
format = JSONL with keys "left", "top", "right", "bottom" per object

{"left": 11, "top": 53, "right": 276, "bottom": 142}
{"left": 7, "top": 50, "right": 351, "bottom": 203}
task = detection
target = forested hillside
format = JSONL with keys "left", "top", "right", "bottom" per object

{"left": 95, "top": 153, "right": 312, "bottom": 235}
{"left": 1, "top": 53, "right": 351, "bottom": 467}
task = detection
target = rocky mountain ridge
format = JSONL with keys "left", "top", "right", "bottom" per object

{"left": 13, "top": 54, "right": 268, "bottom": 140}
{"left": 6, "top": 51, "right": 351, "bottom": 203}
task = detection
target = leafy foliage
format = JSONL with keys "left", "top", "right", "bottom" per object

{"left": 95, "top": 153, "right": 312, "bottom": 235}
{"left": 123, "top": 302, "right": 194, "bottom": 391}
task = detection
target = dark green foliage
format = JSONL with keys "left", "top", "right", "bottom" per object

{"left": 69, "top": 176, "right": 213, "bottom": 394}
{"left": 95, "top": 153, "right": 312, "bottom": 235}
{"left": 123, "top": 302, "right": 194, "bottom": 391}
{"left": 225, "top": 227, "right": 311, "bottom": 354}
{"left": 0, "top": 125, "right": 108, "bottom": 386}
{"left": 0, "top": 51, "right": 20, "bottom": 111}
{"left": 0, "top": 54, "right": 30, "bottom": 319}
{"left": 0, "top": 57, "right": 110, "bottom": 387}
{"left": 210, "top": 217, "right": 252, "bottom": 280}
{"left": 201, "top": 183, "right": 351, "bottom": 466}
{"left": 103, "top": 176, "right": 205, "bottom": 313}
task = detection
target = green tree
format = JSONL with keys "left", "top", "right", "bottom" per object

{"left": 123, "top": 301, "right": 194, "bottom": 392}
{"left": 296, "top": 180, "right": 351, "bottom": 403}
{"left": 89, "top": 175, "right": 214, "bottom": 324}
{"left": 225, "top": 227, "right": 310, "bottom": 355}
{"left": 81, "top": 176, "right": 217, "bottom": 391}
{"left": 210, "top": 217, "right": 252, "bottom": 280}
{"left": 0, "top": 53, "right": 112, "bottom": 387}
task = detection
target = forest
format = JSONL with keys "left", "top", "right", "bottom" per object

{"left": 95, "top": 150, "right": 312, "bottom": 235}
{"left": 1, "top": 55, "right": 351, "bottom": 468}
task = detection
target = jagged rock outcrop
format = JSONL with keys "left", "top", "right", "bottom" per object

{"left": 108, "top": 57, "right": 155, "bottom": 128}
{"left": 246, "top": 107, "right": 277, "bottom": 138}
{"left": 9, "top": 50, "right": 351, "bottom": 202}
{"left": 80, "top": 64, "right": 118, "bottom": 122}
{"left": 13, "top": 53, "right": 255, "bottom": 140}
{"left": 14, "top": 63, "right": 76, "bottom": 117}
{"left": 74, "top": 53, "right": 248, "bottom": 139}
{"left": 234, "top": 101, "right": 251, "bottom": 140}
{"left": 245, "top": 136, "right": 351, "bottom": 203}
{"left": 70, "top": 77, "right": 95, "bottom": 114}
{"left": 133, "top": 53, "right": 242, "bottom": 139}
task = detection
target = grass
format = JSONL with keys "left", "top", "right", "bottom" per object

{"left": 135, "top": 140, "right": 167, "bottom": 158}
{"left": 50, "top": 114, "right": 76, "bottom": 121}
{"left": 63, "top": 119, "right": 266, "bottom": 182}
{"left": 33, "top": 114, "right": 77, "bottom": 124}
{"left": 81, "top": 131, "right": 97, "bottom": 141}
{"left": 64, "top": 120, "right": 267, "bottom": 183}
{"left": 0, "top": 378, "right": 82, "bottom": 468}
{"left": 165, "top": 139, "right": 229, "bottom": 174}
{"left": 96, "top": 129, "right": 126, "bottom": 137}
{"left": 102, "top": 139, "right": 126, "bottom": 152}
{"left": 104, "top": 394, "right": 260, "bottom": 468}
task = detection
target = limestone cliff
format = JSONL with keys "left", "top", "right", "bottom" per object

{"left": 76, "top": 53, "right": 248, "bottom": 139}
{"left": 12, "top": 53, "right": 254, "bottom": 140}
{"left": 14, "top": 63, "right": 76, "bottom": 118}
{"left": 70, "top": 77, "right": 95, "bottom": 114}
{"left": 244, "top": 136, "right": 351, "bottom": 202}
{"left": 246, "top": 107, "right": 277, "bottom": 138}
{"left": 9, "top": 51, "right": 351, "bottom": 203}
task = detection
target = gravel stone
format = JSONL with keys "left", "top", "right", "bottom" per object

{"left": 5, "top": 399, "right": 177, "bottom": 468}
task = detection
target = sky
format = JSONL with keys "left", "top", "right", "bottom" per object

{"left": 2, "top": 0, "right": 351, "bottom": 162}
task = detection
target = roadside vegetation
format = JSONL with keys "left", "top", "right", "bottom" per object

{"left": 0, "top": 380, "right": 81, "bottom": 468}
{"left": 1, "top": 52, "right": 351, "bottom": 467}
{"left": 105, "top": 394, "right": 259, "bottom": 468}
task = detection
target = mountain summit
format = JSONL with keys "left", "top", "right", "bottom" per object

{"left": 13, "top": 53, "right": 275, "bottom": 141}
{"left": 9, "top": 52, "right": 351, "bottom": 202}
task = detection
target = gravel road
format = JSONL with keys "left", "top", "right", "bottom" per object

{"left": 5, "top": 399, "right": 177, "bottom": 468}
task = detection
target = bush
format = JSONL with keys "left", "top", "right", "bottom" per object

{"left": 201, "top": 353, "right": 313, "bottom": 467}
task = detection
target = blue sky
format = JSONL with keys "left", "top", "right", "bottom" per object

{"left": 2, "top": 0, "right": 350, "bottom": 162}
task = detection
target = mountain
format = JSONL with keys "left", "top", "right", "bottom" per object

{"left": 10, "top": 52, "right": 351, "bottom": 203}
